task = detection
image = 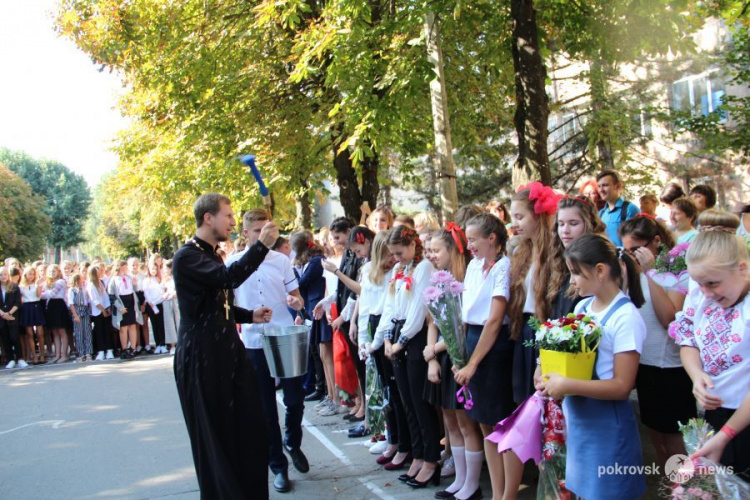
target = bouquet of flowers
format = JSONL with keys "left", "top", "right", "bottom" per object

{"left": 662, "top": 418, "right": 750, "bottom": 499}
{"left": 422, "top": 270, "right": 472, "bottom": 408}
{"left": 648, "top": 242, "right": 690, "bottom": 294}
{"left": 525, "top": 314, "right": 601, "bottom": 380}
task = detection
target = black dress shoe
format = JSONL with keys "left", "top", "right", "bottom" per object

{"left": 284, "top": 445, "right": 310, "bottom": 474}
{"left": 406, "top": 464, "right": 441, "bottom": 488}
{"left": 434, "top": 489, "right": 457, "bottom": 499}
{"left": 460, "top": 487, "right": 483, "bottom": 500}
{"left": 273, "top": 471, "right": 291, "bottom": 493}
{"left": 304, "top": 390, "right": 324, "bottom": 402}
{"left": 398, "top": 473, "right": 415, "bottom": 482}
{"left": 348, "top": 423, "right": 372, "bottom": 438}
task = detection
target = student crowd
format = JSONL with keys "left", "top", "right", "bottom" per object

{"left": 3, "top": 170, "right": 749, "bottom": 499}
{"left": 0, "top": 255, "right": 180, "bottom": 367}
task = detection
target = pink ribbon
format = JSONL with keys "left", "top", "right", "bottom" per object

{"left": 456, "top": 386, "right": 474, "bottom": 410}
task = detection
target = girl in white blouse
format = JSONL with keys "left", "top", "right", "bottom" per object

{"left": 458, "top": 214, "right": 516, "bottom": 500}
{"left": 619, "top": 215, "right": 696, "bottom": 469}
{"left": 162, "top": 260, "right": 179, "bottom": 353}
{"left": 108, "top": 260, "right": 138, "bottom": 360}
{"left": 377, "top": 227, "right": 440, "bottom": 487}
{"left": 87, "top": 265, "right": 114, "bottom": 360}
{"left": 19, "top": 267, "right": 46, "bottom": 364}
{"left": 41, "top": 265, "right": 69, "bottom": 363}
{"left": 143, "top": 261, "right": 167, "bottom": 354}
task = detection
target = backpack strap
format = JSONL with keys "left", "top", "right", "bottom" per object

{"left": 580, "top": 296, "right": 631, "bottom": 327}
{"left": 620, "top": 200, "right": 632, "bottom": 223}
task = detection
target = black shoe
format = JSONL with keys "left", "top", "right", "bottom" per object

{"left": 435, "top": 489, "right": 457, "bottom": 499}
{"left": 406, "top": 464, "right": 441, "bottom": 488}
{"left": 273, "top": 471, "right": 291, "bottom": 493}
{"left": 284, "top": 445, "right": 310, "bottom": 474}
{"left": 348, "top": 423, "right": 372, "bottom": 438}
{"left": 304, "top": 390, "right": 324, "bottom": 402}
{"left": 459, "top": 487, "right": 483, "bottom": 500}
{"left": 344, "top": 414, "right": 365, "bottom": 422}
{"left": 398, "top": 473, "right": 415, "bottom": 482}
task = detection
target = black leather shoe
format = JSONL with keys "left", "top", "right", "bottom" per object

{"left": 273, "top": 471, "right": 291, "bottom": 493}
{"left": 304, "top": 390, "right": 324, "bottom": 402}
{"left": 434, "top": 489, "right": 456, "bottom": 499}
{"left": 406, "top": 464, "right": 441, "bottom": 488}
{"left": 398, "top": 473, "right": 415, "bottom": 482}
{"left": 284, "top": 445, "right": 310, "bottom": 474}
{"left": 348, "top": 423, "right": 372, "bottom": 438}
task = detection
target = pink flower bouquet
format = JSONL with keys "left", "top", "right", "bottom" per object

{"left": 648, "top": 243, "right": 690, "bottom": 294}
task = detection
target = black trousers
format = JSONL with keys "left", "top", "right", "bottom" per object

{"left": 374, "top": 346, "right": 410, "bottom": 451}
{"left": 91, "top": 314, "right": 113, "bottom": 352}
{"left": 705, "top": 407, "right": 750, "bottom": 482}
{"left": 1, "top": 323, "right": 22, "bottom": 362}
{"left": 147, "top": 304, "right": 166, "bottom": 346}
{"left": 390, "top": 325, "right": 440, "bottom": 462}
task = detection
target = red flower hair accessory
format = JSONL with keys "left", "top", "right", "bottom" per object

{"left": 445, "top": 221, "right": 466, "bottom": 254}
{"left": 355, "top": 232, "right": 366, "bottom": 244}
{"left": 307, "top": 240, "right": 315, "bottom": 249}
{"left": 519, "top": 181, "right": 563, "bottom": 216}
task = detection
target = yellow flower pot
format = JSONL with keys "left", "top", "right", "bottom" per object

{"left": 540, "top": 349, "right": 596, "bottom": 380}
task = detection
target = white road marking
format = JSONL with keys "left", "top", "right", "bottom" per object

{"left": 0, "top": 420, "right": 65, "bottom": 436}
{"left": 276, "top": 394, "right": 398, "bottom": 500}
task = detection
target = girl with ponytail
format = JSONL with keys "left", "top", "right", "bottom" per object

{"left": 538, "top": 233, "right": 647, "bottom": 499}
{"left": 619, "top": 215, "right": 696, "bottom": 470}
{"left": 375, "top": 226, "right": 441, "bottom": 488}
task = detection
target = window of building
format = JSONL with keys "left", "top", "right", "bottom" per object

{"left": 671, "top": 70, "right": 726, "bottom": 119}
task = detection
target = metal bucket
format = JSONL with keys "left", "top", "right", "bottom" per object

{"left": 260, "top": 325, "right": 310, "bottom": 378}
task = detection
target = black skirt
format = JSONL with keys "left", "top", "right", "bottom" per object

{"left": 512, "top": 314, "right": 536, "bottom": 404}
{"left": 439, "top": 352, "right": 460, "bottom": 410}
{"left": 45, "top": 298, "right": 70, "bottom": 329}
{"left": 465, "top": 323, "right": 516, "bottom": 425}
{"left": 119, "top": 293, "right": 137, "bottom": 326}
{"left": 20, "top": 302, "right": 46, "bottom": 327}
{"left": 636, "top": 364, "right": 697, "bottom": 433}
{"left": 310, "top": 316, "right": 332, "bottom": 343}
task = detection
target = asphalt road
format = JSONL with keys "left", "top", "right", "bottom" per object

{"left": 0, "top": 355, "right": 661, "bottom": 499}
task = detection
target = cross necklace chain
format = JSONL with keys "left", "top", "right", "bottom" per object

{"left": 191, "top": 238, "right": 231, "bottom": 320}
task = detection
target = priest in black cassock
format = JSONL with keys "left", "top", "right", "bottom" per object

{"left": 172, "top": 193, "right": 279, "bottom": 500}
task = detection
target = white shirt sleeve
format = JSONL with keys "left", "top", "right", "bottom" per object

{"left": 398, "top": 260, "right": 434, "bottom": 342}
{"left": 283, "top": 258, "right": 299, "bottom": 293}
{"left": 87, "top": 283, "right": 102, "bottom": 309}
{"left": 341, "top": 296, "right": 357, "bottom": 322}
{"left": 491, "top": 258, "right": 511, "bottom": 300}
{"left": 67, "top": 288, "right": 75, "bottom": 306}
{"left": 611, "top": 306, "right": 646, "bottom": 354}
{"left": 373, "top": 287, "right": 396, "bottom": 350}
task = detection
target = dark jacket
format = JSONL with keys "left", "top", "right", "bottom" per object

{"left": 295, "top": 256, "right": 326, "bottom": 317}
{"left": 0, "top": 286, "right": 21, "bottom": 327}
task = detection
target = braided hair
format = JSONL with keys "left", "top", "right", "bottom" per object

{"left": 387, "top": 226, "right": 424, "bottom": 294}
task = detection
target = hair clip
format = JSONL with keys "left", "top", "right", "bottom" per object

{"left": 355, "top": 232, "right": 366, "bottom": 244}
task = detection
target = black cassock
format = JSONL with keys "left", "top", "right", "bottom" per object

{"left": 172, "top": 236, "right": 270, "bottom": 499}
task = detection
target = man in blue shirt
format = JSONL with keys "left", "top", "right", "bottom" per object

{"left": 597, "top": 170, "right": 639, "bottom": 246}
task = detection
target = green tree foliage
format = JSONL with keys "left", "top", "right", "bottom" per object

{"left": 0, "top": 148, "right": 91, "bottom": 260}
{"left": 0, "top": 164, "right": 52, "bottom": 262}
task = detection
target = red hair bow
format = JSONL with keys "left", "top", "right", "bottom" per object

{"left": 635, "top": 212, "right": 656, "bottom": 220}
{"left": 355, "top": 232, "right": 365, "bottom": 244}
{"left": 390, "top": 270, "right": 412, "bottom": 290}
{"left": 445, "top": 222, "right": 465, "bottom": 254}
{"left": 519, "top": 181, "right": 563, "bottom": 216}
{"left": 307, "top": 240, "right": 315, "bottom": 249}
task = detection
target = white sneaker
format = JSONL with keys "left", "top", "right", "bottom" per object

{"left": 370, "top": 440, "right": 388, "bottom": 455}
{"left": 5, "top": 360, "right": 16, "bottom": 369}
{"left": 314, "top": 396, "right": 331, "bottom": 410}
{"left": 105, "top": 350, "right": 114, "bottom": 360}
{"left": 170, "top": 347, "right": 176, "bottom": 355}
{"left": 318, "top": 402, "right": 342, "bottom": 417}
{"left": 441, "top": 456, "right": 456, "bottom": 477}
{"left": 17, "top": 359, "right": 29, "bottom": 369}
{"left": 95, "top": 351, "right": 105, "bottom": 361}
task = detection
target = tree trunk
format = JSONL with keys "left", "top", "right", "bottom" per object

{"left": 332, "top": 125, "right": 363, "bottom": 222}
{"left": 361, "top": 151, "right": 380, "bottom": 214}
{"left": 425, "top": 12, "right": 459, "bottom": 221}
{"left": 295, "top": 177, "right": 313, "bottom": 229}
{"left": 511, "top": 0, "right": 551, "bottom": 189}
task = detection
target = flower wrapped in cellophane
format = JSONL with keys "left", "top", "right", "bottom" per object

{"left": 661, "top": 418, "right": 750, "bottom": 499}
{"left": 422, "top": 270, "right": 472, "bottom": 408}
{"left": 647, "top": 242, "right": 690, "bottom": 294}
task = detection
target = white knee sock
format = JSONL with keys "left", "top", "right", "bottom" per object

{"left": 446, "top": 446, "right": 466, "bottom": 494}
{"left": 455, "top": 449, "right": 484, "bottom": 499}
